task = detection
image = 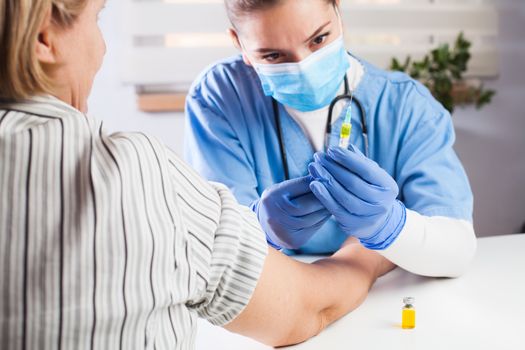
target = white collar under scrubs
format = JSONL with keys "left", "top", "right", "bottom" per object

{"left": 285, "top": 54, "right": 365, "bottom": 152}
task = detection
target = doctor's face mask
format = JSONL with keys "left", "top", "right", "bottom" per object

{"left": 251, "top": 35, "right": 349, "bottom": 112}
{"left": 233, "top": 0, "right": 348, "bottom": 112}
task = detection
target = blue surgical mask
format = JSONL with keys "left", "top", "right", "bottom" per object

{"left": 252, "top": 36, "right": 349, "bottom": 112}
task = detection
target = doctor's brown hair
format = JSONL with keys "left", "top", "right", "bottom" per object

{"left": 225, "top": 0, "right": 337, "bottom": 25}
{"left": 0, "top": 0, "right": 88, "bottom": 100}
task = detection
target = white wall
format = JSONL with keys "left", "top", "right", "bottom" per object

{"left": 452, "top": 0, "right": 525, "bottom": 235}
{"left": 89, "top": 0, "right": 525, "bottom": 236}
{"left": 88, "top": 1, "right": 185, "bottom": 153}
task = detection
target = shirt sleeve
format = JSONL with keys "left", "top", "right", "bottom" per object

{"left": 380, "top": 209, "right": 477, "bottom": 278}
{"left": 166, "top": 150, "right": 268, "bottom": 326}
{"left": 396, "top": 85, "right": 474, "bottom": 222}
{"left": 194, "top": 183, "right": 268, "bottom": 325}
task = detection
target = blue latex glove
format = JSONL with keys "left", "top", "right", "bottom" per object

{"left": 308, "top": 146, "right": 406, "bottom": 250}
{"left": 250, "top": 176, "right": 332, "bottom": 249}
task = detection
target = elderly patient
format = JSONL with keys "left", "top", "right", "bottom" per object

{"left": 0, "top": 0, "right": 394, "bottom": 349}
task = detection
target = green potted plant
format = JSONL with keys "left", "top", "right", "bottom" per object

{"left": 390, "top": 33, "right": 496, "bottom": 113}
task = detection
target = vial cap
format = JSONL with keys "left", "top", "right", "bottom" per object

{"left": 403, "top": 297, "right": 415, "bottom": 305}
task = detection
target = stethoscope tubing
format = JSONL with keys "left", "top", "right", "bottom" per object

{"left": 273, "top": 74, "right": 369, "bottom": 181}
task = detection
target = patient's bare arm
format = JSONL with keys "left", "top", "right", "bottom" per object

{"left": 225, "top": 239, "right": 395, "bottom": 347}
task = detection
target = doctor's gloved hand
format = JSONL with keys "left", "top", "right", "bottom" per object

{"left": 250, "top": 176, "right": 332, "bottom": 250}
{"left": 308, "top": 146, "right": 406, "bottom": 250}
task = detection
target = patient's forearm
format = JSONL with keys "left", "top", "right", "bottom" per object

{"left": 225, "top": 242, "right": 394, "bottom": 347}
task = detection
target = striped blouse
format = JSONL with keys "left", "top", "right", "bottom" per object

{"left": 0, "top": 96, "right": 267, "bottom": 349}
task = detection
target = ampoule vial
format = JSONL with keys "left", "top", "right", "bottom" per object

{"left": 402, "top": 297, "right": 416, "bottom": 329}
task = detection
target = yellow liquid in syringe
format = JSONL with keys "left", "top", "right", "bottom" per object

{"left": 339, "top": 106, "right": 353, "bottom": 148}
{"left": 340, "top": 123, "right": 352, "bottom": 139}
{"left": 339, "top": 123, "right": 352, "bottom": 148}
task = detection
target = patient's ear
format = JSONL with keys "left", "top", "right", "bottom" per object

{"left": 35, "top": 12, "right": 58, "bottom": 64}
{"left": 228, "top": 28, "right": 252, "bottom": 67}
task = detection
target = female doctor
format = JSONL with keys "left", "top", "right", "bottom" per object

{"left": 184, "top": 0, "right": 477, "bottom": 277}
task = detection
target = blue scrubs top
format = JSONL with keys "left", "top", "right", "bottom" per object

{"left": 184, "top": 54, "right": 473, "bottom": 254}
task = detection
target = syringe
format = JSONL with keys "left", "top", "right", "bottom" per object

{"left": 339, "top": 105, "right": 353, "bottom": 149}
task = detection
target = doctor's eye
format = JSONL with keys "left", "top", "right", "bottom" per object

{"left": 312, "top": 33, "right": 329, "bottom": 46}
{"left": 262, "top": 52, "right": 281, "bottom": 62}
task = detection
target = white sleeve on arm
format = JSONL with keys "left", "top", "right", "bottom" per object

{"left": 379, "top": 209, "right": 477, "bottom": 278}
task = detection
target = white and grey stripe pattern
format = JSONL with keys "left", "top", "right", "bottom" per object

{"left": 0, "top": 95, "right": 267, "bottom": 350}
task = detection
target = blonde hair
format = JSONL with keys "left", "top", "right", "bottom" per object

{"left": 0, "top": 0, "right": 88, "bottom": 100}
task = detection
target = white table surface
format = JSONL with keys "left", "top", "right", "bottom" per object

{"left": 196, "top": 234, "right": 525, "bottom": 350}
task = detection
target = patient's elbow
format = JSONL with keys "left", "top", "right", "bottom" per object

{"left": 268, "top": 310, "right": 328, "bottom": 348}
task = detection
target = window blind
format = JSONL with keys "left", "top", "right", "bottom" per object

{"left": 121, "top": 0, "right": 498, "bottom": 96}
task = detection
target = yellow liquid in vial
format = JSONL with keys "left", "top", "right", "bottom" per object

{"left": 402, "top": 308, "right": 415, "bottom": 329}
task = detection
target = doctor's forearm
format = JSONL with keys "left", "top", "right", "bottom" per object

{"left": 379, "top": 209, "right": 477, "bottom": 277}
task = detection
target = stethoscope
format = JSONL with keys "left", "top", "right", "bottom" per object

{"left": 272, "top": 74, "right": 369, "bottom": 180}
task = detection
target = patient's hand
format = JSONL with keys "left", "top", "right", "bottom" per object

{"left": 333, "top": 237, "right": 396, "bottom": 279}
{"left": 340, "top": 236, "right": 360, "bottom": 247}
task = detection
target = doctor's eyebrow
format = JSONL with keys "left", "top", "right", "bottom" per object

{"left": 253, "top": 21, "right": 332, "bottom": 53}
{"left": 303, "top": 21, "right": 331, "bottom": 44}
